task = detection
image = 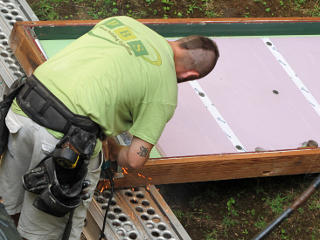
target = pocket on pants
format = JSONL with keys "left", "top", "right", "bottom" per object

{"left": 82, "top": 153, "right": 103, "bottom": 208}
{"left": 41, "top": 142, "right": 55, "bottom": 155}
{"left": 5, "top": 110, "right": 23, "bottom": 156}
{"left": 88, "top": 152, "right": 103, "bottom": 186}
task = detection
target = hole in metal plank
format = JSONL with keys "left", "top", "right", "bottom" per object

{"left": 135, "top": 206, "right": 143, "bottom": 213}
{"left": 147, "top": 208, "right": 155, "bottom": 215}
{"left": 130, "top": 198, "right": 139, "bottom": 204}
{"left": 163, "top": 231, "right": 172, "bottom": 239}
{"left": 113, "top": 207, "right": 122, "bottom": 214}
{"left": 235, "top": 145, "right": 242, "bottom": 150}
{"left": 112, "top": 220, "right": 121, "bottom": 227}
{"left": 141, "top": 200, "right": 150, "bottom": 206}
{"left": 136, "top": 193, "right": 144, "bottom": 199}
{"left": 141, "top": 214, "right": 149, "bottom": 221}
{"left": 102, "top": 190, "right": 111, "bottom": 199}
{"left": 128, "top": 232, "right": 138, "bottom": 239}
{"left": 157, "top": 224, "right": 166, "bottom": 231}
{"left": 107, "top": 213, "right": 116, "bottom": 220}
{"left": 125, "top": 191, "right": 133, "bottom": 197}
{"left": 151, "top": 231, "right": 160, "bottom": 237}
{"left": 118, "top": 215, "right": 127, "bottom": 222}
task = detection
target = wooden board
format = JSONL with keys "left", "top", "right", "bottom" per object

{"left": 110, "top": 148, "right": 320, "bottom": 188}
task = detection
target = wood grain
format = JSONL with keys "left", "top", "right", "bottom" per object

{"left": 110, "top": 148, "right": 320, "bottom": 188}
{"left": 9, "top": 17, "right": 320, "bottom": 74}
{"left": 10, "top": 23, "right": 46, "bottom": 76}
{"left": 10, "top": 17, "right": 320, "bottom": 27}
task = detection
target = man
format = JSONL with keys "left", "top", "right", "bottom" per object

{"left": 0, "top": 16, "right": 219, "bottom": 240}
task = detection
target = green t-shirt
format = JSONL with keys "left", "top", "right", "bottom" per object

{"left": 12, "top": 16, "right": 177, "bottom": 151}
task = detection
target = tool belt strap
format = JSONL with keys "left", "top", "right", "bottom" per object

{"left": 16, "top": 75, "right": 104, "bottom": 139}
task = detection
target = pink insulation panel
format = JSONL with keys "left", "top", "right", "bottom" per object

{"left": 157, "top": 36, "right": 320, "bottom": 157}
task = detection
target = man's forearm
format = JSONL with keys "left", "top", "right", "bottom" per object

{"left": 106, "top": 136, "right": 152, "bottom": 169}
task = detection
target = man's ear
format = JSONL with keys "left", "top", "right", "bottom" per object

{"left": 177, "top": 70, "right": 200, "bottom": 82}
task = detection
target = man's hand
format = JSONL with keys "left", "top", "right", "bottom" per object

{"left": 103, "top": 136, "right": 153, "bottom": 169}
{"left": 103, "top": 137, "right": 124, "bottom": 162}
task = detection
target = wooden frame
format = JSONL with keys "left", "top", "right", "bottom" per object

{"left": 10, "top": 17, "right": 320, "bottom": 76}
{"left": 9, "top": 17, "right": 320, "bottom": 188}
{"left": 112, "top": 148, "right": 320, "bottom": 188}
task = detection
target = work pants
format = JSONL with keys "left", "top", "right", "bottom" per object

{"left": 0, "top": 109, "right": 102, "bottom": 240}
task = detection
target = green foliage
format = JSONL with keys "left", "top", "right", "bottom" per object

{"left": 280, "top": 228, "right": 289, "bottom": 239}
{"left": 226, "top": 197, "right": 238, "bottom": 216}
{"left": 205, "top": 11, "right": 218, "bottom": 17}
{"left": 161, "top": 0, "right": 169, "bottom": 4}
{"left": 309, "top": 2, "right": 320, "bottom": 17}
{"left": 254, "top": 216, "right": 266, "bottom": 229}
{"left": 222, "top": 215, "right": 238, "bottom": 227}
{"left": 242, "top": 228, "right": 249, "bottom": 235}
{"left": 297, "top": 207, "right": 304, "bottom": 214}
{"left": 246, "top": 208, "right": 256, "bottom": 216}
{"left": 311, "top": 228, "right": 320, "bottom": 240}
{"left": 205, "top": 230, "right": 218, "bottom": 240}
{"left": 265, "top": 194, "right": 287, "bottom": 215}
{"left": 176, "top": 11, "right": 183, "bottom": 17}
{"left": 145, "top": 0, "right": 155, "bottom": 4}
{"left": 308, "top": 199, "right": 320, "bottom": 210}
{"left": 173, "top": 209, "right": 185, "bottom": 221}
{"left": 187, "top": 3, "right": 201, "bottom": 14}
{"left": 30, "top": 0, "right": 60, "bottom": 20}
{"left": 30, "top": 0, "right": 320, "bottom": 21}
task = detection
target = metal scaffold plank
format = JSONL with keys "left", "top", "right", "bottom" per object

{"left": 0, "top": 0, "right": 38, "bottom": 36}
{"left": 0, "top": 0, "right": 38, "bottom": 88}
{"left": 83, "top": 185, "right": 191, "bottom": 240}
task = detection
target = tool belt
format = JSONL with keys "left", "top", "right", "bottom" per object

{"left": 17, "top": 75, "right": 104, "bottom": 141}
{"left": 13, "top": 75, "right": 105, "bottom": 217}
{"left": 17, "top": 75, "right": 105, "bottom": 165}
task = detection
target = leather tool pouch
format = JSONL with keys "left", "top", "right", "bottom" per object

{"left": 23, "top": 154, "right": 88, "bottom": 217}
{"left": 19, "top": 75, "right": 104, "bottom": 217}
{"left": 0, "top": 79, "right": 25, "bottom": 155}
{"left": 23, "top": 127, "right": 95, "bottom": 217}
{"left": 52, "top": 126, "right": 97, "bottom": 169}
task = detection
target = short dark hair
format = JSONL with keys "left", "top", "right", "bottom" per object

{"left": 177, "top": 35, "right": 220, "bottom": 79}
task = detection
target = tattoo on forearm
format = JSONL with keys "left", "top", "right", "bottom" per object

{"left": 137, "top": 146, "right": 149, "bottom": 157}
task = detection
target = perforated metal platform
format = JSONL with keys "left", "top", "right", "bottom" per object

{"left": 0, "top": 0, "right": 37, "bottom": 93}
{"left": 81, "top": 134, "right": 191, "bottom": 240}
{"left": 83, "top": 186, "right": 191, "bottom": 240}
